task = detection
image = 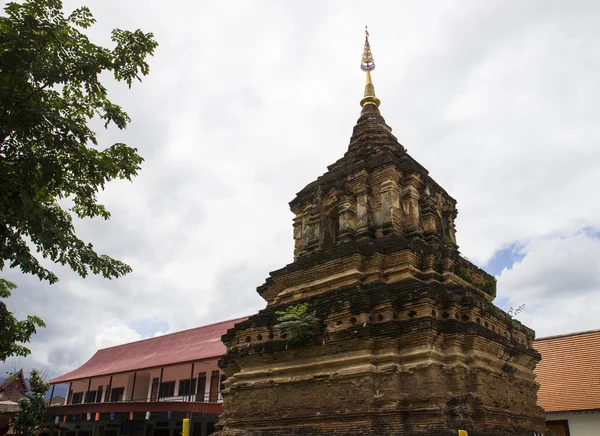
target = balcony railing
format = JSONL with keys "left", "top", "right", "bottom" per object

{"left": 56, "top": 392, "right": 223, "bottom": 407}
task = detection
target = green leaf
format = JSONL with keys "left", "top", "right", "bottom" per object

{"left": 275, "top": 303, "right": 317, "bottom": 345}
{"left": 0, "top": 0, "right": 157, "bottom": 362}
{"left": 0, "top": 282, "right": 45, "bottom": 362}
{"left": 12, "top": 369, "right": 51, "bottom": 436}
{"left": 0, "top": 0, "right": 156, "bottom": 283}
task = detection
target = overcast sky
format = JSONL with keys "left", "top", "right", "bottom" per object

{"left": 2, "top": 0, "right": 600, "bottom": 379}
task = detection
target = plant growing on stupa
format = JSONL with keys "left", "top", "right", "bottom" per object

{"left": 275, "top": 303, "right": 317, "bottom": 345}
{"left": 484, "top": 277, "right": 497, "bottom": 298}
{"left": 507, "top": 304, "right": 526, "bottom": 319}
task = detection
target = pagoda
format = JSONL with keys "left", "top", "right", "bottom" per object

{"left": 215, "top": 29, "right": 547, "bottom": 436}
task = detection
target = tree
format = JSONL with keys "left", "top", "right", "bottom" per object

{"left": 0, "top": 0, "right": 158, "bottom": 360}
{"left": 11, "top": 369, "right": 50, "bottom": 436}
{"left": 0, "top": 279, "right": 45, "bottom": 362}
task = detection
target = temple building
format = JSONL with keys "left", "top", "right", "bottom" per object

{"left": 0, "top": 370, "right": 28, "bottom": 436}
{"left": 214, "top": 29, "right": 548, "bottom": 435}
{"left": 0, "top": 370, "right": 27, "bottom": 403}
{"left": 47, "top": 317, "right": 247, "bottom": 436}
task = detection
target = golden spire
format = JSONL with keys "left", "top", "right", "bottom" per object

{"left": 360, "top": 26, "right": 380, "bottom": 108}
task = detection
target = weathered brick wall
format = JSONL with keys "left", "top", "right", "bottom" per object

{"left": 216, "top": 276, "right": 547, "bottom": 435}
{"left": 216, "top": 424, "right": 545, "bottom": 436}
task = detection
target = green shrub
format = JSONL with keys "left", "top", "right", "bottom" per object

{"left": 275, "top": 303, "right": 317, "bottom": 345}
{"left": 484, "top": 278, "right": 497, "bottom": 298}
{"left": 455, "top": 267, "right": 472, "bottom": 283}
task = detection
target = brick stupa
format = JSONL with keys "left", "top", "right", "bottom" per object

{"left": 215, "top": 30, "right": 547, "bottom": 436}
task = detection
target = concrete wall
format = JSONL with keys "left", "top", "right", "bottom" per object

{"left": 547, "top": 413, "right": 600, "bottom": 436}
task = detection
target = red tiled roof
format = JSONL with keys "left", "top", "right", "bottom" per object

{"left": 534, "top": 329, "right": 600, "bottom": 413}
{"left": 49, "top": 317, "right": 248, "bottom": 384}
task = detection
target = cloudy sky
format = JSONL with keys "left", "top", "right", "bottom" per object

{"left": 2, "top": 0, "right": 600, "bottom": 379}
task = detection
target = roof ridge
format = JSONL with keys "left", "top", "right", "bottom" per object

{"left": 96, "top": 316, "right": 250, "bottom": 351}
{"left": 536, "top": 328, "right": 600, "bottom": 342}
{"left": 0, "top": 369, "right": 26, "bottom": 393}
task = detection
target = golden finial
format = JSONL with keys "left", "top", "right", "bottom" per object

{"left": 361, "top": 26, "right": 375, "bottom": 72}
{"left": 360, "top": 26, "right": 380, "bottom": 108}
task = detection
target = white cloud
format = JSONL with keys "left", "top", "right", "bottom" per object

{"left": 498, "top": 230, "right": 600, "bottom": 337}
{"left": 95, "top": 325, "right": 144, "bottom": 350}
{"left": 2, "top": 0, "right": 600, "bottom": 377}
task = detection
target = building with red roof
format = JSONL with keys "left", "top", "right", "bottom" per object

{"left": 0, "top": 370, "right": 27, "bottom": 403}
{"left": 47, "top": 317, "right": 247, "bottom": 436}
{"left": 534, "top": 329, "right": 600, "bottom": 436}
{"left": 0, "top": 369, "right": 28, "bottom": 436}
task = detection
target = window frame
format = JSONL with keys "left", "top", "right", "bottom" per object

{"left": 85, "top": 390, "right": 97, "bottom": 403}
{"left": 178, "top": 378, "right": 197, "bottom": 397}
{"left": 159, "top": 381, "right": 175, "bottom": 398}
{"left": 71, "top": 392, "right": 83, "bottom": 404}
{"left": 546, "top": 420, "right": 571, "bottom": 436}
{"left": 109, "top": 387, "right": 125, "bottom": 402}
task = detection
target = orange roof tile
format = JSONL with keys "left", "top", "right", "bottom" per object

{"left": 49, "top": 317, "right": 248, "bottom": 384}
{"left": 534, "top": 329, "right": 600, "bottom": 413}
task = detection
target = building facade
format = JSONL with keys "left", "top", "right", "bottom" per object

{"left": 47, "top": 318, "right": 247, "bottom": 436}
{"left": 534, "top": 329, "right": 600, "bottom": 436}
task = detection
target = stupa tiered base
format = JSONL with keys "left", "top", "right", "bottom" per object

{"left": 216, "top": 237, "right": 546, "bottom": 436}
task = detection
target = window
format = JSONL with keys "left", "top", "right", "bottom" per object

{"left": 85, "top": 390, "right": 97, "bottom": 403}
{"left": 159, "top": 381, "right": 175, "bottom": 398}
{"left": 150, "top": 378, "right": 159, "bottom": 401}
{"left": 110, "top": 387, "right": 124, "bottom": 402}
{"left": 71, "top": 392, "right": 83, "bottom": 404}
{"left": 197, "top": 373, "right": 207, "bottom": 402}
{"left": 546, "top": 420, "right": 570, "bottom": 436}
{"left": 209, "top": 371, "right": 220, "bottom": 402}
{"left": 178, "top": 379, "right": 197, "bottom": 396}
